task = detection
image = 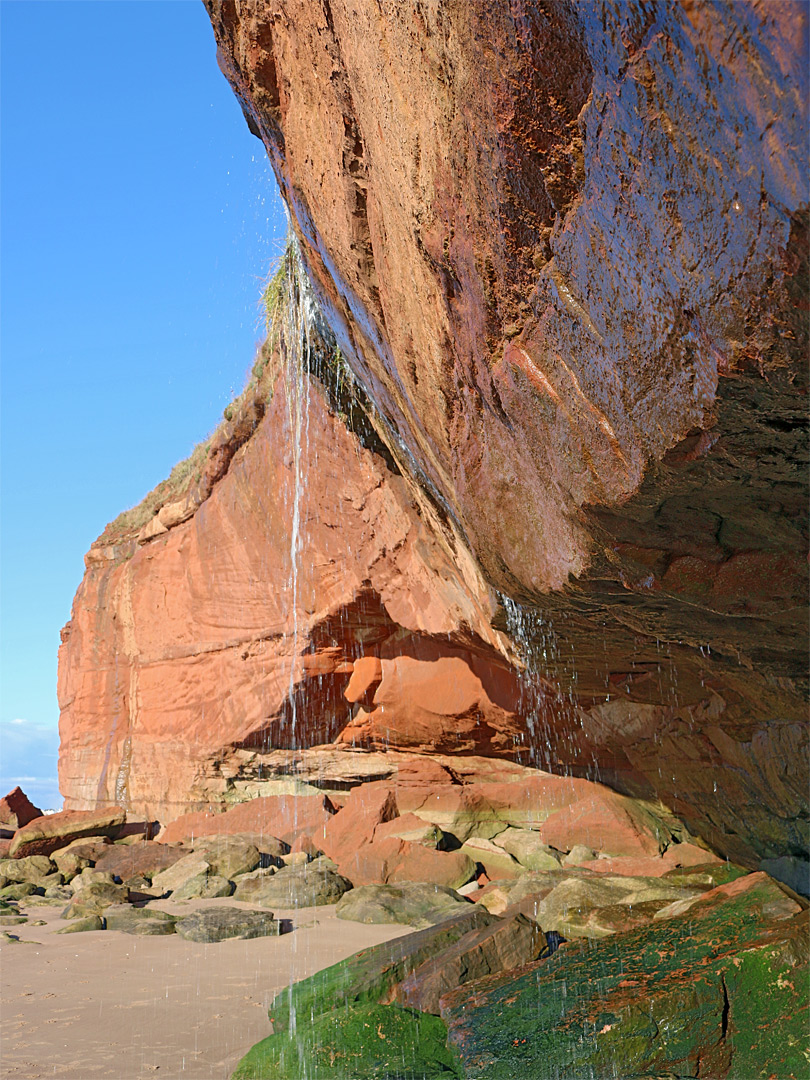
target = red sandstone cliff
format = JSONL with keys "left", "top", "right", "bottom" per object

{"left": 58, "top": 293, "right": 534, "bottom": 823}
{"left": 59, "top": 1, "right": 808, "bottom": 872}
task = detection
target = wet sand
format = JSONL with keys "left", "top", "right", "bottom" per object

{"left": 0, "top": 897, "right": 412, "bottom": 1080}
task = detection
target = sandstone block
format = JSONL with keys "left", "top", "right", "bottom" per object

{"left": 321, "top": 785, "right": 398, "bottom": 865}
{"left": 0, "top": 787, "right": 43, "bottom": 831}
{"left": 396, "top": 913, "right": 546, "bottom": 1014}
{"left": 173, "top": 873, "right": 234, "bottom": 900}
{"left": 335, "top": 882, "right": 472, "bottom": 929}
{"left": 93, "top": 841, "right": 187, "bottom": 882}
{"left": 495, "top": 828, "right": 562, "bottom": 871}
{"left": 9, "top": 808, "right": 125, "bottom": 859}
{"left": 234, "top": 863, "right": 350, "bottom": 908}
{"left": 150, "top": 854, "right": 212, "bottom": 895}
{"left": 175, "top": 907, "right": 285, "bottom": 943}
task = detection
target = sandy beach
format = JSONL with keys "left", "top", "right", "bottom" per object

{"left": 0, "top": 897, "right": 411, "bottom": 1080}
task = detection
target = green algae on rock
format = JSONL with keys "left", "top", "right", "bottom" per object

{"left": 268, "top": 907, "right": 496, "bottom": 1036}
{"left": 440, "top": 873, "right": 808, "bottom": 1079}
{"left": 231, "top": 1003, "right": 463, "bottom": 1080}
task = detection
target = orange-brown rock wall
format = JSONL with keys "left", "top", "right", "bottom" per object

{"left": 57, "top": 2, "right": 808, "bottom": 876}
{"left": 58, "top": 360, "right": 528, "bottom": 823}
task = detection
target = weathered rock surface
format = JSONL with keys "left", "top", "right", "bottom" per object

{"left": 268, "top": 905, "right": 497, "bottom": 1034}
{"left": 159, "top": 794, "right": 335, "bottom": 846}
{"left": 335, "top": 883, "right": 472, "bottom": 929}
{"left": 233, "top": 1001, "right": 462, "bottom": 1080}
{"left": 56, "top": 0, "right": 808, "bottom": 900}
{"left": 92, "top": 842, "right": 186, "bottom": 882}
{"left": 0, "top": 787, "right": 43, "bottom": 831}
{"left": 174, "top": 906, "right": 285, "bottom": 943}
{"left": 103, "top": 905, "right": 177, "bottom": 935}
{"left": 9, "top": 809, "right": 125, "bottom": 859}
{"left": 195, "top": 0, "right": 808, "bottom": 870}
{"left": 395, "top": 914, "right": 545, "bottom": 1016}
{"left": 233, "top": 862, "right": 350, "bottom": 908}
{"left": 441, "top": 873, "right": 809, "bottom": 1078}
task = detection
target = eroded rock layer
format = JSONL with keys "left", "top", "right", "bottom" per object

{"left": 59, "top": 1, "right": 807, "bottom": 881}
{"left": 58, "top": 309, "right": 531, "bottom": 824}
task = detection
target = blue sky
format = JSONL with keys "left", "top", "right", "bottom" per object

{"left": 0, "top": 0, "right": 288, "bottom": 808}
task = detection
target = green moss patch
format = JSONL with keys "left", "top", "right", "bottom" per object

{"left": 268, "top": 907, "right": 494, "bottom": 1034}
{"left": 231, "top": 1003, "right": 463, "bottom": 1079}
{"left": 440, "top": 875, "right": 809, "bottom": 1079}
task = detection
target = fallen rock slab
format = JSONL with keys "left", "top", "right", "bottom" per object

{"left": 336, "top": 882, "right": 472, "bottom": 929}
{"left": 160, "top": 794, "right": 336, "bottom": 846}
{"left": 174, "top": 907, "right": 285, "bottom": 943}
{"left": 233, "top": 863, "right": 350, "bottom": 908}
{"left": 9, "top": 808, "right": 125, "bottom": 859}
{"left": 0, "top": 787, "right": 43, "bottom": 831}
{"left": 396, "top": 913, "right": 546, "bottom": 1014}
{"left": 55, "top": 914, "right": 105, "bottom": 935}
{"left": 93, "top": 842, "right": 187, "bottom": 882}
{"left": 103, "top": 905, "right": 177, "bottom": 935}
{"left": 268, "top": 904, "right": 497, "bottom": 1034}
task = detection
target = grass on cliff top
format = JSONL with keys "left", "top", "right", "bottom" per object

{"left": 96, "top": 257, "right": 290, "bottom": 547}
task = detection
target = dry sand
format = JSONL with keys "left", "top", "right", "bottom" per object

{"left": 0, "top": 896, "right": 412, "bottom": 1080}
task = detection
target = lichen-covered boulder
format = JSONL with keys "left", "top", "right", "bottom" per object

{"left": 61, "top": 882, "right": 128, "bottom": 918}
{"left": 335, "top": 882, "right": 472, "bottom": 929}
{"left": 187, "top": 836, "right": 262, "bottom": 879}
{"left": 174, "top": 906, "right": 285, "bottom": 943}
{"left": 0, "top": 855, "right": 56, "bottom": 884}
{"left": 103, "top": 905, "right": 176, "bottom": 935}
{"left": 233, "top": 862, "right": 350, "bottom": 908}
{"left": 172, "top": 872, "right": 234, "bottom": 900}
{"left": 55, "top": 914, "right": 105, "bottom": 935}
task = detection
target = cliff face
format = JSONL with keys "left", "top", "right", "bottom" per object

{"left": 58, "top": 294, "right": 530, "bottom": 823}
{"left": 59, "top": 1, "right": 807, "bottom": 873}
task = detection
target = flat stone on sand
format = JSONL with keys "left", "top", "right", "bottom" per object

{"left": 174, "top": 906, "right": 286, "bottom": 943}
